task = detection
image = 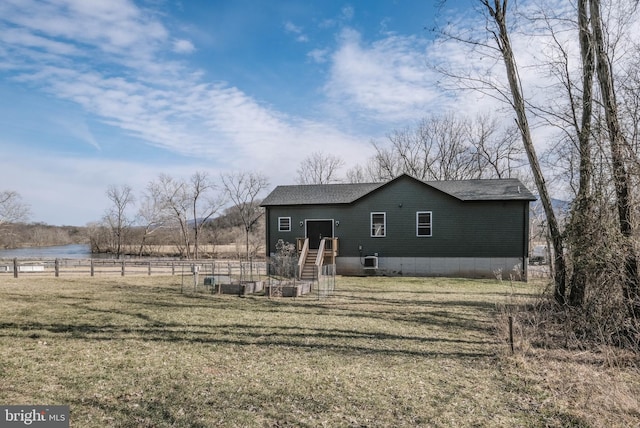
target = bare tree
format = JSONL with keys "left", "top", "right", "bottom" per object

{"left": 344, "top": 164, "right": 371, "bottom": 183}
{"left": 370, "top": 114, "right": 525, "bottom": 182}
{"left": 468, "top": 115, "right": 524, "bottom": 179}
{"left": 344, "top": 159, "right": 392, "bottom": 183}
{"left": 87, "top": 221, "right": 110, "bottom": 254}
{"left": 589, "top": 0, "right": 640, "bottom": 316}
{"left": 0, "top": 190, "right": 30, "bottom": 226}
{"left": 566, "top": 0, "right": 597, "bottom": 306}
{"left": 136, "top": 183, "right": 170, "bottom": 256}
{"left": 296, "top": 151, "right": 345, "bottom": 184}
{"left": 188, "top": 171, "right": 226, "bottom": 260}
{"left": 457, "top": 1, "right": 569, "bottom": 304}
{"left": 104, "top": 184, "right": 135, "bottom": 259}
{"left": 221, "top": 172, "right": 269, "bottom": 261}
{"left": 150, "top": 174, "right": 191, "bottom": 258}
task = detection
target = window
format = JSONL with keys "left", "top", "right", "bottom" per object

{"left": 416, "top": 211, "right": 432, "bottom": 237}
{"left": 371, "top": 212, "right": 386, "bottom": 237}
{"left": 278, "top": 217, "right": 291, "bottom": 232}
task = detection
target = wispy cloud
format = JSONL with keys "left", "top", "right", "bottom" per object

{"left": 51, "top": 115, "right": 101, "bottom": 151}
{"left": 284, "top": 20, "right": 309, "bottom": 42}
{"left": 0, "top": 0, "right": 167, "bottom": 57}
{"left": 307, "top": 48, "right": 330, "bottom": 64}
{"left": 323, "top": 28, "right": 443, "bottom": 122}
{"left": 172, "top": 39, "right": 195, "bottom": 54}
{"left": 0, "top": 0, "right": 369, "bottom": 174}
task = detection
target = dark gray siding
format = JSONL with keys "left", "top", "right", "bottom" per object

{"left": 265, "top": 176, "right": 529, "bottom": 259}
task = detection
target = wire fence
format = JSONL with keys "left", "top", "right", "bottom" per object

{"left": 0, "top": 257, "right": 336, "bottom": 299}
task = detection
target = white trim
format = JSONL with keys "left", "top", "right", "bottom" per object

{"left": 416, "top": 211, "right": 432, "bottom": 237}
{"left": 370, "top": 212, "right": 386, "bottom": 237}
{"left": 278, "top": 216, "right": 291, "bottom": 232}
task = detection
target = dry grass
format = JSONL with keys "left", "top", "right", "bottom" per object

{"left": 496, "top": 281, "right": 640, "bottom": 428}
{"left": 0, "top": 275, "right": 637, "bottom": 427}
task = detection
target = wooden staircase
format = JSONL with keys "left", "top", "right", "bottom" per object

{"left": 300, "top": 249, "right": 318, "bottom": 281}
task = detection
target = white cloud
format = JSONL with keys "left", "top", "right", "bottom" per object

{"left": 0, "top": 0, "right": 167, "bottom": 57}
{"left": 1, "top": 0, "right": 371, "bottom": 178}
{"left": 307, "top": 48, "right": 330, "bottom": 63}
{"left": 1, "top": 27, "right": 80, "bottom": 56}
{"left": 323, "top": 28, "right": 443, "bottom": 122}
{"left": 172, "top": 39, "right": 195, "bottom": 54}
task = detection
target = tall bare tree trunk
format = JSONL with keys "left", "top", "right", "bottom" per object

{"left": 484, "top": 0, "right": 567, "bottom": 304}
{"left": 590, "top": 0, "right": 640, "bottom": 316}
{"left": 568, "top": 0, "right": 596, "bottom": 306}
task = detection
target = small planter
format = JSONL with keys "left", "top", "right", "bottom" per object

{"left": 241, "top": 280, "right": 264, "bottom": 294}
{"left": 214, "top": 280, "right": 264, "bottom": 296}
{"left": 265, "top": 281, "right": 312, "bottom": 297}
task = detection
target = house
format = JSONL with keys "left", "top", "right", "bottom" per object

{"left": 261, "top": 174, "right": 536, "bottom": 280}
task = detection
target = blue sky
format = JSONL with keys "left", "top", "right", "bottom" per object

{"left": 0, "top": 0, "right": 571, "bottom": 225}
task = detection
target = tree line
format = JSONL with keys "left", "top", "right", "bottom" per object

{"left": 92, "top": 171, "right": 269, "bottom": 261}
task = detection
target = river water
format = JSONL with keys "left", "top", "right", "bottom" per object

{"left": 0, "top": 244, "right": 93, "bottom": 259}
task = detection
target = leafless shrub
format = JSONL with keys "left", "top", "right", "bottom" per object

{"left": 270, "top": 239, "right": 296, "bottom": 279}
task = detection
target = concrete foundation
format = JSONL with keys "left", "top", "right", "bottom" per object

{"left": 336, "top": 256, "right": 526, "bottom": 280}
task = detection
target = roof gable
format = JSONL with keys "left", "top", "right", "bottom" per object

{"left": 261, "top": 174, "right": 536, "bottom": 206}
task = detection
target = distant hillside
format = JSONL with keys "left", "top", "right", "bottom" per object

{"left": 0, "top": 223, "right": 88, "bottom": 249}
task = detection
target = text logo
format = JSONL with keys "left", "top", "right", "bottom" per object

{"left": 0, "top": 406, "right": 69, "bottom": 428}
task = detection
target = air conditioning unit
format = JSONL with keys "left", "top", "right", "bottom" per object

{"left": 363, "top": 255, "right": 378, "bottom": 269}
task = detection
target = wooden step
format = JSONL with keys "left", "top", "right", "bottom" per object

{"left": 300, "top": 249, "right": 319, "bottom": 280}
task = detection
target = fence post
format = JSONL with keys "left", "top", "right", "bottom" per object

{"left": 508, "top": 316, "right": 514, "bottom": 354}
{"left": 172, "top": 262, "right": 175, "bottom": 276}
{"left": 90, "top": 259, "right": 94, "bottom": 277}
{"left": 148, "top": 261, "right": 151, "bottom": 276}
{"left": 55, "top": 258, "right": 60, "bottom": 277}
{"left": 121, "top": 259, "right": 125, "bottom": 276}
{"left": 13, "top": 258, "right": 18, "bottom": 278}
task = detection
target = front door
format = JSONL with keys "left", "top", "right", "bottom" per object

{"left": 306, "top": 220, "right": 333, "bottom": 249}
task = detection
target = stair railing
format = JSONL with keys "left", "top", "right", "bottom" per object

{"left": 297, "top": 238, "right": 309, "bottom": 280}
{"left": 314, "top": 238, "right": 326, "bottom": 283}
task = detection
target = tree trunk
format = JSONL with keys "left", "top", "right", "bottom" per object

{"left": 590, "top": 0, "right": 640, "bottom": 317}
{"left": 487, "top": 1, "right": 567, "bottom": 304}
{"left": 245, "top": 227, "right": 250, "bottom": 262}
{"left": 568, "top": 0, "right": 596, "bottom": 306}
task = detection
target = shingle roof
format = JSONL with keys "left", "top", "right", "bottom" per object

{"left": 261, "top": 182, "right": 384, "bottom": 206}
{"left": 261, "top": 174, "right": 536, "bottom": 206}
{"left": 427, "top": 179, "right": 536, "bottom": 201}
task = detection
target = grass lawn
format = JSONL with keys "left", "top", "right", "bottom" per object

{"left": 0, "top": 275, "right": 637, "bottom": 427}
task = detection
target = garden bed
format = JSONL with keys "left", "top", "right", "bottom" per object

{"left": 265, "top": 281, "right": 312, "bottom": 297}
{"left": 212, "top": 280, "right": 264, "bottom": 295}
